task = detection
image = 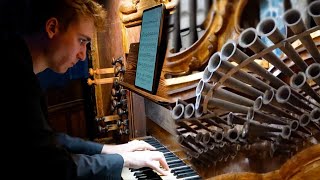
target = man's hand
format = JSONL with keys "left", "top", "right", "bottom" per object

{"left": 101, "top": 140, "right": 156, "bottom": 154}
{"left": 119, "top": 150, "right": 170, "bottom": 176}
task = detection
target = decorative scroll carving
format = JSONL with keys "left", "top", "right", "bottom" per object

{"left": 119, "top": 0, "right": 178, "bottom": 27}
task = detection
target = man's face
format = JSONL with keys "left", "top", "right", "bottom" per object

{"left": 47, "top": 16, "right": 94, "bottom": 73}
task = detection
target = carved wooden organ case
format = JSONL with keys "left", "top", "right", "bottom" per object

{"left": 88, "top": 0, "right": 320, "bottom": 179}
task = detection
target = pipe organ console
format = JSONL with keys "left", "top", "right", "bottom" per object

{"left": 89, "top": 0, "right": 320, "bottom": 179}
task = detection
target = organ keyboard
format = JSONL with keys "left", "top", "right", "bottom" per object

{"left": 121, "top": 136, "right": 202, "bottom": 180}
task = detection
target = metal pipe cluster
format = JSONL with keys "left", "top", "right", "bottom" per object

{"left": 171, "top": 1, "right": 320, "bottom": 167}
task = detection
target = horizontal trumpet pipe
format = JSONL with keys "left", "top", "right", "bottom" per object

{"left": 207, "top": 96, "right": 249, "bottom": 114}
{"left": 184, "top": 103, "right": 195, "bottom": 119}
{"left": 227, "top": 112, "right": 247, "bottom": 125}
{"left": 289, "top": 71, "right": 320, "bottom": 102}
{"left": 221, "top": 39, "right": 285, "bottom": 88}
{"left": 209, "top": 51, "right": 272, "bottom": 91}
{"left": 87, "top": 77, "right": 118, "bottom": 85}
{"left": 283, "top": 8, "right": 320, "bottom": 63}
{"left": 305, "top": 63, "right": 320, "bottom": 87}
{"left": 307, "top": 0, "right": 320, "bottom": 26}
{"left": 223, "top": 128, "right": 239, "bottom": 143}
{"left": 202, "top": 131, "right": 224, "bottom": 145}
{"left": 239, "top": 28, "right": 295, "bottom": 77}
{"left": 178, "top": 135, "right": 203, "bottom": 154}
{"left": 263, "top": 88, "right": 304, "bottom": 115}
{"left": 178, "top": 122, "right": 198, "bottom": 134}
{"left": 203, "top": 67, "right": 263, "bottom": 98}
{"left": 276, "top": 85, "right": 312, "bottom": 111}
{"left": 310, "top": 108, "right": 320, "bottom": 123}
{"left": 201, "top": 81, "right": 254, "bottom": 107}
{"left": 247, "top": 107, "right": 288, "bottom": 125}
{"left": 299, "top": 113, "right": 311, "bottom": 127}
{"left": 254, "top": 96, "right": 298, "bottom": 120}
{"left": 171, "top": 104, "right": 184, "bottom": 120}
{"left": 256, "top": 17, "right": 309, "bottom": 71}
{"left": 243, "top": 121, "right": 291, "bottom": 139}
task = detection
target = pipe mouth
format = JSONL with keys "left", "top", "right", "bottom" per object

{"left": 310, "top": 108, "right": 320, "bottom": 122}
{"left": 281, "top": 126, "right": 291, "bottom": 139}
{"left": 290, "top": 72, "right": 306, "bottom": 89}
{"left": 221, "top": 40, "right": 237, "bottom": 60}
{"left": 256, "top": 17, "right": 277, "bottom": 37}
{"left": 290, "top": 120, "right": 299, "bottom": 131}
{"left": 263, "top": 89, "right": 275, "bottom": 104}
{"left": 283, "top": 9, "right": 301, "bottom": 27}
{"left": 299, "top": 113, "right": 310, "bottom": 127}
{"left": 202, "top": 66, "right": 213, "bottom": 82}
{"left": 195, "top": 94, "right": 203, "bottom": 110}
{"left": 227, "top": 128, "right": 239, "bottom": 142}
{"left": 208, "top": 52, "right": 222, "bottom": 72}
{"left": 195, "top": 79, "right": 205, "bottom": 96}
{"left": 246, "top": 107, "right": 254, "bottom": 120}
{"left": 238, "top": 28, "right": 258, "bottom": 49}
{"left": 195, "top": 105, "right": 203, "bottom": 117}
{"left": 276, "top": 85, "right": 291, "bottom": 104}
{"left": 195, "top": 132, "right": 203, "bottom": 143}
{"left": 308, "top": 1, "right": 320, "bottom": 18}
{"left": 214, "top": 131, "right": 223, "bottom": 142}
{"left": 202, "top": 132, "right": 211, "bottom": 144}
{"left": 171, "top": 104, "right": 184, "bottom": 120}
{"left": 227, "top": 112, "right": 234, "bottom": 125}
{"left": 253, "top": 96, "right": 263, "bottom": 111}
{"left": 305, "top": 63, "right": 320, "bottom": 80}
{"left": 184, "top": 103, "right": 195, "bottom": 119}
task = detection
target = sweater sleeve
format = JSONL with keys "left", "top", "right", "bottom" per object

{"left": 72, "top": 153, "right": 124, "bottom": 180}
{"left": 55, "top": 133, "right": 103, "bottom": 155}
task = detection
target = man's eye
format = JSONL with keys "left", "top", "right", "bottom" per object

{"left": 79, "top": 38, "right": 88, "bottom": 45}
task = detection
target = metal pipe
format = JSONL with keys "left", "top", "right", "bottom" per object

{"left": 196, "top": 79, "right": 212, "bottom": 96}
{"left": 184, "top": 103, "right": 195, "bottom": 119}
{"left": 190, "top": 119, "right": 212, "bottom": 132}
{"left": 310, "top": 108, "right": 320, "bottom": 123}
{"left": 289, "top": 120, "right": 299, "bottom": 131}
{"left": 213, "top": 86, "right": 254, "bottom": 107}
{"left": 220, "top": 39, "right": 285, "bottom": 88}
{"left": 305, "top": 63, "right": 320, "bottom": 87}
{"left": 227, "top": 112, "right": 247, "bottom": 126}
{"left": 242, "top": 121, "right": 291, "bottom": 139}
{"left": 178, "top": 135, "right": 203, "bottom": 154}
{"left": 223, "top": 128, "right": 239, "bottom": 143}
{"left": 263, "top": 88, "right": 304, "bottom": 115}
{"left": 290, "top": 71, "right": 320, "bottom": 102}
{"left": 203, "top": 67, "right": 263, "bottom": 98}
{"left": 208, "top": 51, "right": 270, "bottom": 91}
{"left": 195, "top": 105, "right": 204, "bottom": 118}
{"left": 254, "top": 96, "right": 297, "bottom": 119}
{"left": 276, "top": 85, "right": 312, "bottom": 111}
{"left": 299, "top": 113, "right": 311, "bottom": 128}
{"left": 171, "top": 0, "right": 182, "bottom": 53}
{"left": 247, "top": 107, "right": 288, "bottom": 125}
{"left": 188, "top": 0, "right": 198, "bottom": 45}
{"left": 202, "top": 131, "right": 223, "bottom": 145}
{"left": 171, "top": 103, "right": 185, "bottom": 120}
{"left": 283, "top": 8, "right": 320, "bottom": 63}
{"left": 207, "top": 96, "right": 249, "bottom": 114}
{"left": 256, "top": 17, "right": 309, "bottom": 71}
{"left": 238, "top": 27, "right": 295, "bottom": 77}
{"left": 307, "top": 0, "right": 320, "bottom": 26}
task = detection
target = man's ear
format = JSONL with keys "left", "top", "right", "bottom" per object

{"left": 45, "top": 17, "right": 59, "bottom": 38}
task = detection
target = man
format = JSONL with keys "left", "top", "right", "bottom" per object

{"left": 1, "top": 0, "right": 169, "bottom": 179}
